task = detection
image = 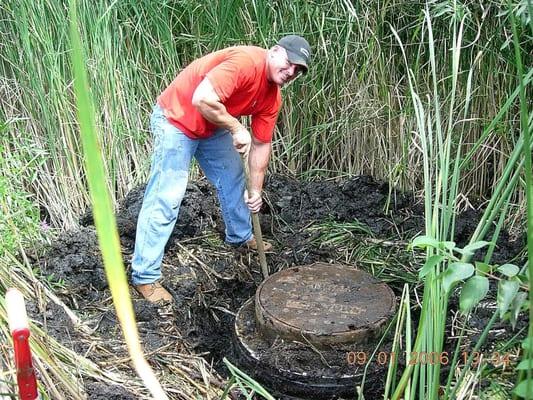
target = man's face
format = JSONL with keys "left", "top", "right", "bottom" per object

{"left": 267, "top": 46, "right": 303, "bottom": 86}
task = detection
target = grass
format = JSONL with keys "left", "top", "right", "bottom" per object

{"left": 221, "top": 358, "right": 276, "bottom": 400}
{"left": 0, "top": 1, "right": 529, "bottom": 229}
{"left": 0, "top": 127, "right": 47, "bottom": 257}
{"left": 306, "top": 219, "right": 419, "bottom": 284}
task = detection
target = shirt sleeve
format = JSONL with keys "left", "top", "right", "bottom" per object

{"left": 251, "top": 97, "right": 282, "bottom": 143}
{"left": 205, "top": 53, "right": 254, "bottom": 102}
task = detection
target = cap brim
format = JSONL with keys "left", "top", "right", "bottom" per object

{"left": 286, "top": 50, "right": 308, "bottom": 74}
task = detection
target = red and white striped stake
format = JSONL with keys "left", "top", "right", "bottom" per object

{"left": 5, "top": 288, "right": 39, "bottom": 400}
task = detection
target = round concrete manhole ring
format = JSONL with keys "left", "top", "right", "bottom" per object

{"left": 255, "top": 262, "right": 396, "bottom": 347}
{"left": 233, "top": 297, "right": 377, "bottom": 399}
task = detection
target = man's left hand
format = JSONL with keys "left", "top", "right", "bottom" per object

{"left": 244, "top": 189, "right": 262, "bottom": 213}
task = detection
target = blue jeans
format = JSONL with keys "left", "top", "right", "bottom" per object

{"left": 131, "top": 104, "right": 252, "bottom": 285}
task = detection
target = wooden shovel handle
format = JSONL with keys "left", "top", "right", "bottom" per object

{"left": 241, "top": 152, "right": 269, "bottom": 279}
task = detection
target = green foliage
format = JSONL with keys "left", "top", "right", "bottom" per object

{"left": 511, "top": 292, "right": 528, "bottom": 329}
{"left": 515, "top": 336, "right": 533, "bottom": 399}
{"left": 0, "top": 0, "right": 530, "bottom": 229}
{"left": 0, "top": 137, "right": 45, "bottom": 256}
{"left": 498, "top": 263, "right": 521, "bottom": 278}
{"left": 459, "top": 275, "right": 489, "bottom": 313}
{"left": 221, "top": 358, "right": 275, "bottom": 400}
{"left": 456, "top": 241, "right": 491, "bottom": 258}
{"left": 418, "top": 254, "right": 445, "bottom": 279}
{"left": 497, "top": 279, "right": 520, "bottom": 318}
{"left": 517, "top": 359, "right": 533, "bottom": 371}
{"left": 441, "top": 262, "right": 474, "bottom": 293}
{"left": 389, "top": 2, "right": 532, "bottom": 398}
{"left": 411, "top": 235, "right": 528, "bottom": 317}
{"left": 514, "top": 378, "right": 533, "bottom": 399}
{"left": 410, "top": 235, "right": 442, "bottom": 250}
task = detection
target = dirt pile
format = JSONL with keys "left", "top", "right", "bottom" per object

{"left": 34, "top": 174, "right": 523, "bottom": 399}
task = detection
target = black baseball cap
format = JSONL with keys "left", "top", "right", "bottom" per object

{"left": 277, "top": 35, "right": 311, "bottom": 74}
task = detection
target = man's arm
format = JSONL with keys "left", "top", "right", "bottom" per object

{"left": 192, "top": 78, "right": 251, "bottom": 153}
{"left": 245, "top": 137, "right": 271, "bottom": 213}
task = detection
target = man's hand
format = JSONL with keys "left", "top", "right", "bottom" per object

{"left": 193, "top": 78, "right": 252, "bottom": 155}
{"left": 233, "top": 128, "right": 251, "bottom": 155}
{"left": 244, "top": 189, "right": 262, "bottom": 213}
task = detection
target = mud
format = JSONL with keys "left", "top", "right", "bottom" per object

{"left": 35, "top": 173, "right": 525, "bottom": 399}
{"left": 84, "top": 382, "right": 137, "bottom": 400}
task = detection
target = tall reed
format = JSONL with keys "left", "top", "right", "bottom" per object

{"left": 0, "top": 0, "right": 527, "bottom": 229}
{"left": 509, "top": 1, "right": 533, "bottom": 398}
{"left": 387, "top": 3, "right": 532, "bottom": 399}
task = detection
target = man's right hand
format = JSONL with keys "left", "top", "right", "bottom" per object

{"left": 244, "top": 189, "right": 262, "bottom": 213}
{"left": 232, "top": 128, "right": 251, "bottom": 154}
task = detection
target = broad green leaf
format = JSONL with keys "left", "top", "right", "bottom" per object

{"left": 419, "top": 254, "right": 445, "bottom": 279}
{"left": 454, "top": 242, "right": 489, "bottom": 257}
{"left": 497, "top": 263, "right": 520, "bottom": 277}
{"left": 440, "top": 241, "right": 456, "bottom": 251}
{"left": 462, "top": 240, "right": 490, "bottom": 255}
{"left": 411, "top": 235, "right": 440, "bottom": 249}
{"left": 522, "top": 337, "right": 533, "bottom": 351}
{"left": 513, "top": 379, "right": 533, "bottom": 398}
{"left": 517, "top": 359, "right": 533, "bottom": 370}
{"left": 459, "top": 276, "right": 489, "bottom": 313}
{"left": 475, "top": 261, "right": 492, "bottom": 275}
{"left": 497, "top": 279, "right": 520, "bottom": 318}
{"left": 442, "top": 262, "right": 474, "bottom": 293}
{"left": 510, "top": 292, "right": 527, "bottom": 329}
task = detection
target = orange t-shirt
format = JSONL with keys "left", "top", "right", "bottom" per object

{"left": 157, "top": 46, "right": 281, "bottom": 143}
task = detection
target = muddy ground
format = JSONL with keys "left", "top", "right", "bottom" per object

{"left": 33, "top": 174, "right": 525, "bottom": 399}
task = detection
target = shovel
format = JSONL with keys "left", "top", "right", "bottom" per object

{"left": 241, "top": 152, "right": 269, "bottom": 279}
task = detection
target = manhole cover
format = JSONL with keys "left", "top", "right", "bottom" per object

{"left": 255, "top": 263, "right": 396, "bottom": 347}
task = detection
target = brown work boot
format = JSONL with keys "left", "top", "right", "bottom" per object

{"left": 134, "top": 282, "right": 173, "bottom": 303}
{"left": 246, "top": 237, "right": 273, "bottom": 252}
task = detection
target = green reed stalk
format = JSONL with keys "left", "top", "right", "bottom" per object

{"left": 390, "top": 8, "right": 457, "bottom": 398}
{"left": 68, "top": 1, "right": 167, "bottom": 398}
{"left": 509, "top": 1, "right": 533, "bottom": 398}
{"left": 383, "top": 284, "right": 411, "bottom": 400}
{"left": 388, "top": 2, "right": 531, "bottom": 397}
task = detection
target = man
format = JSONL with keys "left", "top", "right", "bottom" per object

{"left": 132, "top": 35, "right": 311, "bottom": 303}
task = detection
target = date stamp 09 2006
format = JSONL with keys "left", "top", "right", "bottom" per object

{"left": 346, "top": 351, "right": 512, "bottom": 368}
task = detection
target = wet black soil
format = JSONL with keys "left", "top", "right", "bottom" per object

{"left": 34, "top": 173, "right": 525, "bottom": 399}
